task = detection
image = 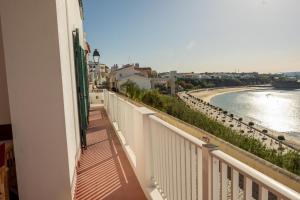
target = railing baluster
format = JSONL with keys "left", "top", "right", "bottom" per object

{"left": 164, "top": 126, "right": 168, "bottom": 198}
{"left": 261, "top": 186, "right": 268, "bottom": 200}
{"left": 155, "top": 123, "right": 163, "bottom": 192}
{"left": 197, "top": 147, "right": 203, "bottom": 200}
{"left": 176, "top": 135, "right": 181, "bottom": 200}
{"left": 158, "top": 123, "right": 164, "bottom": 195}
{"left": 186, "top": 140, "right": 191, "bottom": 200}
{"left": 232, "top": 169, "right": 239, "bottom": 200}
{"left": 154, "top": 122, "right": 159, "bottom": 187}
{"left": 221, "top": 162, "right": 228, "bottom": 200}
{"left": 191, "top": 144, "right": 197, "bottom": 200}
{"left": 245, "top": 177, "right": 252, "bottom": 200}
{"left": 181, "top": 137, "right": 186, "bottom": 200}
{"left": 150, "top": 120, "right": 157, "bottom": 186}
{"left": 165, "top": 128, "right": 173, "bottom": 199}
{"left": 212, "top": 157, "right": 220, "bottom": 200}
{"left": 172, "top": 133, "right": 177, "bottom": 200}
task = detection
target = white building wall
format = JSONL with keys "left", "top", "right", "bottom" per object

{"left": 115, "top": 66, "right": 136, "bottom": 80}
{"left": 0, "top": 0, "right": 83, "bottom": 199}
{"left": 118, "top": 75, "right": 152, "bottom": 91}
{"left": 55, "top": 0, "right": 82, "bottom": 190}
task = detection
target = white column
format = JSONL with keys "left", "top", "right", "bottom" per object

{"left": 134, "top": 107, "right": 155, "bottom": 198}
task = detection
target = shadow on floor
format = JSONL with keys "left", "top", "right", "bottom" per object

{"left": 75, "top": 107, "right": 146, "bottom": 200}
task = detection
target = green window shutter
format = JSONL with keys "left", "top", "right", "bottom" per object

{"left": 72, "top": 29, "right": 89, "bottom": 148}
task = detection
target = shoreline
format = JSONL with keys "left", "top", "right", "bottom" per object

{"left": 188, "top": 86, "right": 267, "bottom": 102}
{"left": 187, "top": 87, "right": 300, "bottom": 150}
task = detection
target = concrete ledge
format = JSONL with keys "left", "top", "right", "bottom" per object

{"left": 112, "top": 119, "right": 137, "bottom": 171}
{"left": 116, "top": 130, "right": 126, "bottom": 145}
{"left": 90, "top": 103, "right": 103, "bottom": 108}
{"left": 125, "top": 145, "right": 137, "bottom": 168}
{"left": 147, "top": 187, "right": 164, "bottom": 200}
{"left": 112, "top": 121, "right": 119, "bottom": 131}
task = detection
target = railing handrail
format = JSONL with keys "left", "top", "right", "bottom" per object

{"left": 103, "top": 90, "right": 300, "bottom": 200}
{"left": 212, "top": 150, "right": 300, "bottom": 200}
{"left": 149, "top": 115, "right": 205, "bottom": 148}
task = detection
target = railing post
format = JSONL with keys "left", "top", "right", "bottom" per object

{"left": 135, "top": 107, "right": 156, "bottom": 193}
{"left": 202, "top": 144, "right": 218, "bottom": 200}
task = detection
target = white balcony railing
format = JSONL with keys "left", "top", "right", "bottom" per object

{"left": 103, "top": 90, "right": 300, "bottom": 200}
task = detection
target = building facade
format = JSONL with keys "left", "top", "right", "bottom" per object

{"left": 109, "top": 64, "right": 153, "bottom": 91}
{"left": 88, "top": 62, "right": 109, "bottom": 86}
{"left": 0, "top": 0, "right": 87, "bottom": 199}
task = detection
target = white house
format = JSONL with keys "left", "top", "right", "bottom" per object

{"left": 109, "top": 64, "right": 152, "bottom": 91}
{"left": 117, "top": 74, "right": 152, "bottom": 91}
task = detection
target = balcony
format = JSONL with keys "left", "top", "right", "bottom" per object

{"left": 76, "top": 90, "right": 300, "bottom": 200}
{"left": 75, "top": 106, "right": 146, "bottom": 200}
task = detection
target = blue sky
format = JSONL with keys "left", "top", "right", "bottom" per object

{"left": 83, "top": 0, "right": 300, "bottom": 73}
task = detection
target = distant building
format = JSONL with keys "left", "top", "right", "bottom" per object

{"left": 108, "top": 64, "right": 153, "bottom": 91}
{"left": 111, "top": 64, "right": 119, "bottom": 71}
{"left": 152, "top": 71, "right": 177, "bottom": 95}
{"left": 88, "top": 62, "right": 109, "bottom": 86}
{"left": 118, "top": 74, "right": 151, "bottom": 91}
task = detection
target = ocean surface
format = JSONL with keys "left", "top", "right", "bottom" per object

{"left": 211, "top": 89, "right": 300, "bottom": 138}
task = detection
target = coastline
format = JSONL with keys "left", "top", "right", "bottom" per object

{"left": 187, "top": 87, "right": 300, "bottom": 150}
{"left": 188, "top": 86, "right": 267, "bottom": 102}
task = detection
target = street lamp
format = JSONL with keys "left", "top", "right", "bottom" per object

{"left": 93, "top": 49, "right": 100, "bottom": 64}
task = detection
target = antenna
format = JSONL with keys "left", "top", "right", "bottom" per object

{"left": 128, "top": 56, "right": 131, "bottom": 64}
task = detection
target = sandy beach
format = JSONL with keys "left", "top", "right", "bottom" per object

{"left": 181, "top": 87, "right": 300, "bottom": 150}
{"left": 188, "top": 87, "right": 267, "bottom": 103}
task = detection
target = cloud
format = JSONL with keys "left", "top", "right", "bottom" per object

{"left": 186, "top": 40, "right": 196, "bottom": 50}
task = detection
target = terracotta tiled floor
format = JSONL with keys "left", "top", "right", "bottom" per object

{"left": 75, "top": 106, "right": 146, "bottom": 200}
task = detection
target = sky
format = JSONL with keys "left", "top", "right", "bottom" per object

{"left": 83, "top": 0, "right": 300, "bottom": 73}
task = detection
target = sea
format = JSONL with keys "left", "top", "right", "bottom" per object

{"left": 210, "top": 89, "right": 300, "bottom": 138}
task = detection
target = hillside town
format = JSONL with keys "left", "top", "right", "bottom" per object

{"left": 88, "top": 49, "right": 300, "bottom": 94}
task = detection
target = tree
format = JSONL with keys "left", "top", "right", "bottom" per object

{"left": 238, "top": 117, "right": 243, "bottom": 125}
{"left": 229, "top": 114, "right": 234, "bottom": 122}
{"left": 218, "top": 108, "right": 223, "bottom": 115}
{"left": 248, "top": 122, "right": 255, "bottom": 133}
{"left": 223, "top": 111, "right": 228, "bottom": 119}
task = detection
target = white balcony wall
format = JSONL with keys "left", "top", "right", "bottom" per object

{"left": 0, "top": 0, "right": 83, "bottom": 199}
{"left": 89, "top": 92, "right": 104, "bottom": 105}
{"left": 103, "top": 90, "right": 300, "bottom": 200}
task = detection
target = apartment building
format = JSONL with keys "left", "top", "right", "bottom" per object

{"left": 0, "top": 0, "right": 88, "bottom": 199}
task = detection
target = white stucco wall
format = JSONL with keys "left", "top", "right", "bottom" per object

{"left": 0, "top": 0, "right": 83, "bottom": 199}
{"left": 118, "top": 74, "right": 152, "bottom": 91}
{"left": 0, "top": 19, "right": 11, "bottom": 125}
{"left": 89, "top": 92, "right": 104, "bottom": 104}
{"left": 55, "top": 0, "right": 82, "bottom": 190}
{"left": 115, "top": 66, "right": 136, "bottom": 80}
